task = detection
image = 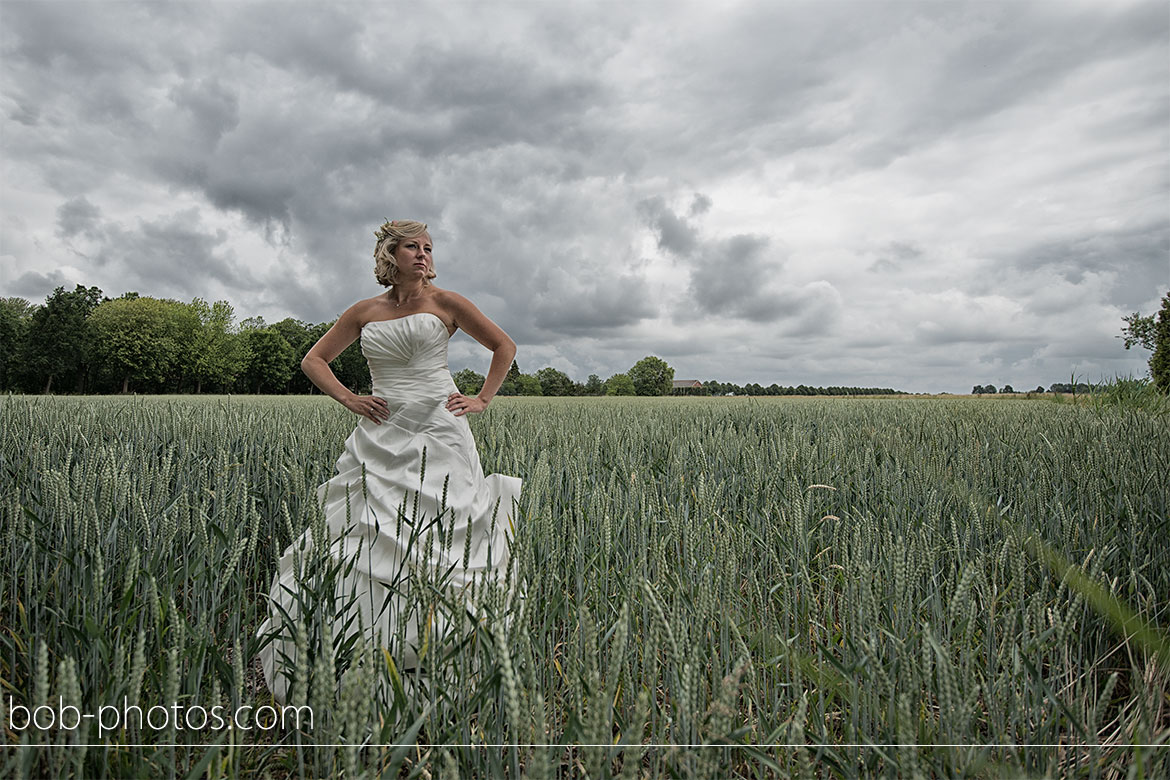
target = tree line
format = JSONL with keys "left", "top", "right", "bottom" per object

{"left": 1, "top": 285, "right": 908, "bottom": 397}
{"left": 455, "top": 356, "right": 679, "bottom": 397}
{"left": 693, "top": 382, "right": 904, "bottom": 397}
{"left": 0, "top": 286, "right": 372, "bottom": 395}
{"left": 972, "top": 384, "right": 1091, "bottom": 395}
{"left": 453, "top": 357, "right": 905, "bottom": 397}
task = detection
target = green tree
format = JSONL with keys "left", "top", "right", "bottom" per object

{"left": 1119, "top": 311, "right": 1156, "bottom": 351}
{"left": 453, "top": 368, "right": 485, "bottom": 395}
{"left": 0, "top": 297, "right": 34, "bottom": 391}
{"left": 89, "top": 296, "right": 199, "bottom": 393}
{"left": 628, "top": 355, "right": 674, "bottom": 396}
{"left": 1117, "top": 294, "right": 1170, "bottom": 391}
{"left": 298, "top": 322, "right": 330, "bottom": 394}
{"left": 493, "top": 360, "right": 524, "bottom": 396}
{"left": 584, "top": 374, "right": 603, "bottom": 395}
{"left": 289, "top": 321, "right": 369, "bottom": 395}
{"left": 536, "top": 367, "right": 574, "bottom": 396}
{"left": 332, "top": 338, "right": 371, "bottom": 394}
{"left": 1151, "top": 293, "right": 1170, "bottom": 393}
{"left": 17, "top": 284, "right": 103, "bottom": 393}
{"left": 270, "top": 317, "right": 313, "bottom": 392}
{"left": 189, "top": 298, "right": 248, "bottom": 393}
{"left": 605, "top": 373, "right": 635, "bottom": 396}
{"left": 239, "top": 328, "right": 296, "bottom": 393}
{"left": 270, "top": 317, "right": 311, "bottom": 355}
{"left": 516, "top": 374, "right": 543, "bottom": 395}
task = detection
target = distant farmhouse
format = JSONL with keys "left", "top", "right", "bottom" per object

{"left": 672, "top": 379, "right": 706, "bottom": 395}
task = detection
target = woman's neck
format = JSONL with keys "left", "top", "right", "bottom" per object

{"left": 390, "top": 280, "right": 427, "bottom": 306}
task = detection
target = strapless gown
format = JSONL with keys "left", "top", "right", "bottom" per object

{"left": 258, "top": 312, "right": 522, "bottom": 703}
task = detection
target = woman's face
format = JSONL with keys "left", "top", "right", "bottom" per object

{"left": 392, "top": 233, "right": 433, "bottom": 278}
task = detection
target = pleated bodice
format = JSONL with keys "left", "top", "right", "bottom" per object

{"left": 361, "top": 312, "right": 458, "bottom": 400}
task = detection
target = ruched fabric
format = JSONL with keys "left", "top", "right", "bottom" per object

{"left": 258, "top": 312, "right": 521, "bottom": 703}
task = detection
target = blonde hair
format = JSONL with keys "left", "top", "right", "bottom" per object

{"left": 373, "top": 219, "right": 436, "bottom": 287}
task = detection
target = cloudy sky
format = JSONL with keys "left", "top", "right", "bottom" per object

{"left": 2, "top": 0, "right": 1167, "bottom": 393}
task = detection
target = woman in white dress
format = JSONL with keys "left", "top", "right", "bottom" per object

{"left": 258, "top": 219, "right": 522, "bottom": 703}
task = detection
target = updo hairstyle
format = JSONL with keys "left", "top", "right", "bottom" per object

{"left": 373, "top": 219, "right": 436, "bottom": 288}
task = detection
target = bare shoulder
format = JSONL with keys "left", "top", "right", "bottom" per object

{"left": 344, "top": 293, "right": 390, "bottom": 326}
{"left": 433, "top": 288, "right": 478, "bottom": 318}
{"left": 433, "top": 288, "right": 513, "bottom": 349}
{"left": 358, "top": 292, "right": 391, "bottom": 309}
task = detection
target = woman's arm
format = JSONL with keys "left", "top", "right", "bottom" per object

{"left": 477, "top": 337, "right": 518, "bottom": 403}
{"left": 442, "top": 291, "right": 517, "bottom": 416}
{"left": 302, "top": 303, "right": 390, "bottom": 424}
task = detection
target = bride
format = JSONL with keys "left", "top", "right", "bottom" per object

{"left": 258, "top": 219, "right": 523, "bottom": 703}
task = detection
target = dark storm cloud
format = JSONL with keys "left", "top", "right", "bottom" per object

{"left": 2, "top": 1, "right": 616, "bottom": 240}
{"left": 529, "top": 271, "right": 655, "bottom": 336}
{"left": 986, "top": 221, "right": 1169, "bottom": 308}
{"left": 8, "top": 270, "right": 75, "bottom": 299}
{"left": 0, "top": 0, "right": 632, "bottom": 341}
{"left": 914, "top": 317, "right": 1035, "bottom": 348}
{"left": 1, "top": 1, "right": 160, "bottom": 75}
{"left": 688, "top": 194, "right": 712, "bottom": 217}
{"left": 76, "top": 210, "right": 261, "bottom": 299}
{"left": 165, "top": 78, "right": 242, "bottom": 152}
{"left": 56, "top": 197, "right": 101, "bottom": 238}
{"left": 690, "top": 234, "right": 778, "bottom": 316}
{"left": 638, "top": 196, "right": 699, "bottom": 256}
{"left": 640, "top": 196, "right": 842, "bottom": 329}
{"left": 435, "top": 172, "right": 659, "bottom": 340}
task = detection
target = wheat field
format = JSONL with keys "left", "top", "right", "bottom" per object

{"left": 1, "top": 394, "right": 1167, "bottom": 778}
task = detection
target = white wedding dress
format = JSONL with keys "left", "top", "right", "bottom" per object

{"left": 258, "top": 312, "right": 522, "bottom": 703}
